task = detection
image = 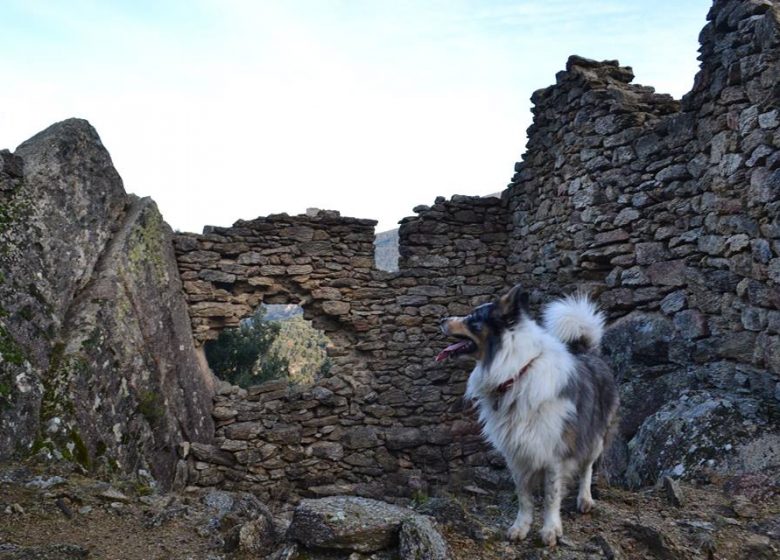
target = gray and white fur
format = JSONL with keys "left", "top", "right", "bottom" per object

{"left": 439, "top": 286, "right": 619, "bottom": 546}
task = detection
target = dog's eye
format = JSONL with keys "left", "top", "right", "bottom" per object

{"left": 470, "top": 321, "right": 482, "bottom": 332}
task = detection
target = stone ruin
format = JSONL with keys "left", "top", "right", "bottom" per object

{"left": 0, "top": 0, "right": 778, "bottom": 505}
{"left": 171, "top": 0, "right": 780, "bottom": 500}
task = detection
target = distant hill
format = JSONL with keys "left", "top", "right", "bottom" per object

{"left": 263, "top": 315, "right": 331, "bottom": 385}
{"left": 374, "top": 228, "right": 399, "bottom": 272}
{"left": 261, "top": 304, "right": 304, "bottom": 321}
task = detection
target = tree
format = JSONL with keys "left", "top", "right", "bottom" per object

{"left": 205, "top": 305, "right": 332, "bottom": 389}
{"left": 204, "top": 307, "right": 288, "bottom": 387}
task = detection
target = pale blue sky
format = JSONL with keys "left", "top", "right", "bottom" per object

{"left": 1, "top": 0, "right": 711, "bottom": 232}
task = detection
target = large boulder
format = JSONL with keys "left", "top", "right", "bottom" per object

{"left": 624, "top": 390, "right": 779, "bottom": 488}
{"left": 200, "top": 490, "right": 278, "bottom": 553}
{"left": 601, "top": 313, "right": 692, "bottom": 436}
{"left": 602, "top": 312, "right": 780, "bottom": 488}
{"left": 0, "top": 119, "right": 214, "bottom": 487}
{"left": 601, "top": 313, "right": 688, "bottom": 484}
{"left": 0, "top": 119, "right": 127, "bottom": 460}
{"left": 40, "top": 196, "right": 215, "bottom": 486}
{"left": 602, "top": 313, "right": 675, "bottom": 382}
{"left": 287, "top": 496, "right": 412, "bottom": 552}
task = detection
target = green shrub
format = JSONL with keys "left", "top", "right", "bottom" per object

{"left": 205, "top": 306, "right": 331, "bottom": 388}
{"left": 205, "top": 306, "right": 286, "bottom": 387}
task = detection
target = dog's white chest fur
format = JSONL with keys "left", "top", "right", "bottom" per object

{"left": 483, "top": 392, "right": 575, "bottom": 470}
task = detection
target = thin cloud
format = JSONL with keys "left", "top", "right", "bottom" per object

{"left": 1, "top": 1, "right": 710, "bottom": 232}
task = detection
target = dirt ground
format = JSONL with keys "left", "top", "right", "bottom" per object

{"left": 440, "top": 479, "right": 779, "bottom": 559}
{"left": 0, "top": 461, "right": 777, "bottom": 560}
{"left": 0, "top": 464, "right": 219, "bottom": 560}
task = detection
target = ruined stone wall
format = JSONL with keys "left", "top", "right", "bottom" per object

{"left": 174, "top": 198, "right": 510, "bottom": 501}
{"left": 365, "top": 195, "right": 510, "bottom": 494}
{"left": 174, "top": 0, "right": 779, "bottom": 500}
{"left": 503, "top": 0, "right": 780, "bottom": 483}
{"left": 173, "top": 210, "right": 379, "bottom": 385}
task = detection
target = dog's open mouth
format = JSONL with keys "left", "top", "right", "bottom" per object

{"left": 435, "top": 337, "right": 477, "bottom": 362}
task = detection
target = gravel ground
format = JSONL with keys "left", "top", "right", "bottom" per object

{"left": 0, "top": 461, "right": 777, "bottom": 559}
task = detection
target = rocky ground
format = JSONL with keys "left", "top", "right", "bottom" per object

{"left": 0, "top": 461, "right": 777, "bottom": 560}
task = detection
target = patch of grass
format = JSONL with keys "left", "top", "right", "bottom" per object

{"left": 29, "top": 437, "right": 54, "bottom": 455}
{"left": 69, "top": 429, "right": 91, "bottom": 470}
{"left": 0, "top": 322, "right": 25, "bottom": 366}
{"left": 134, "top": 481, "right": 154, "bottom": 497}
{"left": 138, "top": 390, "right": 164, "bottom": 426}
{"left": 411, "top": 490, "right": 430, "bottom": 507}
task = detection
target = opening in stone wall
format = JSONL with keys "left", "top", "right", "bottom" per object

{"left": 374, "top": 228, "right": 399, "bottom": 272}
{"left": 204, "top": 303, "right": 332, "bottom": 388}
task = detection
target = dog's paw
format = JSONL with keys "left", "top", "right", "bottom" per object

{"left": 539, "top": 523, "right": 563, "bottom": 547}
{"left": 577, "top": 494, "right": 594, "bottom": 513}
{"left": 507, "top": 520, "right": 531, "bottom": 542}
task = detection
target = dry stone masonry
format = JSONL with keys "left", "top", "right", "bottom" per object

{"left": 173, "top": 196, "right": 510, "bottom": 501}
{"left": 503, "top": 0, "right": 780, "bottom": 485}
{"left": 173, "top": 0, "right": 780, "bottom": 502}
{"left": 174, "top": 211, "right": 379, "bottom": 386}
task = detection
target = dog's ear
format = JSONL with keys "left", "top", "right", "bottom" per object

{"left": 497, "top": 284, "right": 529, "bottom": 323}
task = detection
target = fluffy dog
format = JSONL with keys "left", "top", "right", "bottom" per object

{"left": 437, "top": 284, "right": 619, "bottom": 546}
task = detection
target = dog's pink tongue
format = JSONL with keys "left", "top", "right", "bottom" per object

{"left": 435, "top": 340, "right": 470, "bottom": 362}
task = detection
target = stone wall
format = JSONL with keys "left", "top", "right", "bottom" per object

{"left": 174, "top": 197, "right": 511, "bottom": 501}
{"left": 503, "top": 0, "right": 780, "bottom": 484}
{"left": 174, "top": 211, "right": 379, "bottom": 385}
{"left": 174, "top": 0, "right": 779, "bottom": 501}
{"left": 365, "top": 195, "right": 510, "bottom": 494}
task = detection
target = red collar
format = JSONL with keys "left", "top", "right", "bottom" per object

{"left": 494, "top": 355, "right": 539, "bottom": 395}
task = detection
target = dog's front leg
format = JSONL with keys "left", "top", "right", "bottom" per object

{"left": 540, "top": 466, "right": 564, "bottom": 546}
{"left": 507, "top": 468, "right": 533, "bottom": 542}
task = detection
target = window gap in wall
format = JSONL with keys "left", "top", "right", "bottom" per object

{"left": 204, "top": 303, "right": 332, "bottom": 389}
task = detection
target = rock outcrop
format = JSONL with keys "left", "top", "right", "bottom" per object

{"left": 0, "top": 119, "right": 214, "bottom": 487}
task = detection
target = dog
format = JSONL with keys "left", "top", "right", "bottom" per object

{"left": 437, "top": 284, "right": 619, "bottom": 546}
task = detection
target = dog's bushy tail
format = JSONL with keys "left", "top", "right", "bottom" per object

{"left": 542, "top": 294, "right": 605, "bottom": 353}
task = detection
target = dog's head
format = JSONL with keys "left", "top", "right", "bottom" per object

{"left": 436, "top": 284, "right": 530, "bottom": 364}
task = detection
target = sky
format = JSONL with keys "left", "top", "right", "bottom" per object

{"left": 1, "top": 0, "right": 711, "bottom": 233}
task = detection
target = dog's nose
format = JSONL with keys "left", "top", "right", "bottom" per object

{"left": 438, "top": 317, "right": 448, "bottom": 326}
